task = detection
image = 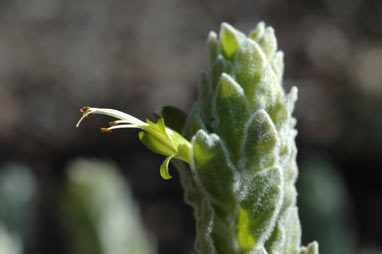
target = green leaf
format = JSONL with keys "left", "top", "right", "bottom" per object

{"left": 213, "top": 73, "right": 249, "bottom": 165}
{"left": 192, "top": 130, "right": 239, "bottom": 208}
{"left": 265, "top": 217, "right": 286, "bottom": 253}
{"left": 240, "top": 110, "right": 278, "bottom": 174}
{"left": 236, "top": 207, "right": 256, "bottom": 250}
{"left": 195, "top": 198, "right": 216, "bottom": 254}
{"left": 249, "top": 22, "right": 265, "bottom": 41}
{"left": 306, "top": 242, "right": 319, "bottom": 254}
{"left": 271, "top": 51, "right": 284, "bottom": 80}
{"left": 199, "top": 72, "right": 213, "bottom": 123}
{"left": 258, "top": 27, "right": 277, "bottom": 61}
{"left": 233, "top": 39, "right": 266, "bottom": 104}
{"left": 234, "top": 37, "right": 283, "bottom": 111}
{"left": 212, "top": 55, "right": 233, "bottom": 91}
{"left": 157, "top": 118, "right": 167, "bottom": 135}
{"left": 277, "top": 207, "right": 301, "bottom": 254}
{"left": 160, "top": 155, "right": 174, "bottom": 180}
{"left": 172, "top": 160, "right": 204, "bottom": 214}
{"left": 220, "top": 22, "right": 245, "bottom": 60}
{"left": 299, "top": 242, "right": 319, "bottom": 254}
{"left": 208, "top": 31, "right": 219, "bottom": 63}
{"left": 252, "top": 247, "right": 268, "bottom": 254}
{"left": 237, "top": 166, "right": 283, "bottom": 251}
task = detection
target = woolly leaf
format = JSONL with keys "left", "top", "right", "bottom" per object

{"left": 208, "top": 31, "right": 219, "bottom": 63}
{"left": 272, "top": 51, "right": 284, "bottom": 80}
{"left": 306, "top": 242, "right": 319, "bottom": 254}
{"left": 220, "top": 22, "right": 245, "bottom": 60}
{"left": 213, "top": 73, "right": 250, "bottom": 164}
{"left": 258, "top": 27, "right": 277, "bottom": 61}
{"left": 192, "top": 130, "right": 239, "bottom": 208}
{"left": 233, "top": 39, "right": 266, "bottom": 104}
{"left": 212, "top": 55, "right": 233, "bottom": 90}
{"left": 240, "top": 110, "right": 278, "bottom": 174}
{"left": 237, "top": 166, "right": 283, "bottom": 250}
{"left": 199, "top": 72, "right": 213, "bottom": 123}
{"left": 278, "top": 207, "right": 302, "bottom": 254}
{"left": 195, "top": 198, "right": 216, "bottom": 254}
{"left": 249, "top": 22, "right": 265, "bottom": 41}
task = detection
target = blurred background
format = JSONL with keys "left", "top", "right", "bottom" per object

{"left": 0, "top": 0, "right": 381, "bottom": 253}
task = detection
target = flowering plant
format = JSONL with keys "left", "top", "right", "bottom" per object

{"left": 77, "top": 22, "right": 319, "bottom": 254}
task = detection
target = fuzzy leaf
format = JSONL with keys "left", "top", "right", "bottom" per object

{"left": 220, "top": 22, "right": 245, "bottom": 60}
{"left": 258, "top": 27, "right": 277, "bottom": 61}
{"left": 278, "top": 207, "right": 302, "bottom": 254}
{"left": 233, "top": 39, "right": 266, "bottom": 104}
{"left": 195, "top": 198, "right": 216, "bottom": 254}
{"left": 208, "top": 31, "right": 219, "bottom": 63}
{"left": 199, "top": 72, "right": 213, "bottom": 123}
{"left": 237, "top": 166, "right": 283, "bottom": 251}
{"left": 240, "top": 110, "right": 278, "bottom": 174}
{"left": 249, "top": 22, "right": 265, "bottom": 41}
{"left": 306, "top": 242, "right": 319, "bottom": 254}
{"left": 192, "top": 130, "right": 239, "bottom": 208}
{"left": 213, "top": 73, "right": 249, "bottom": 165}
{"left": 300, "top": 241, "right": 319, "bottom": 254}
{"left": 271, "top": 51, "right": 284, "bottom": 80}
{"left": 212, "top": 55, "right": 233, "bottom": 90}
{"left": 265, "top": 217, "right": 286, "bottom": 253}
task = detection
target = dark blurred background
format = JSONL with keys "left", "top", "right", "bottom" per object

{"left": 0, "top": 0, "right": 381, "bottom": 253}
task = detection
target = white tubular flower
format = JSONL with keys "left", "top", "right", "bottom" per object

{"left": 76, "top": 107, "right": 191, "bottom": 180}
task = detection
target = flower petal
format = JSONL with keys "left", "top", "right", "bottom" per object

{"left": 138, "top": 131, "right": 176, "bottom": 156}
{"left": 160, "top": 155, "right": 175, "bottom": 180}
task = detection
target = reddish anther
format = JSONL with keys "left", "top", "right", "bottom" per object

{"left": 80, "top": 106, "right": 90, "bottom": 114}
{"left": 100, "top": 128, "right": 112, "bottom": 133}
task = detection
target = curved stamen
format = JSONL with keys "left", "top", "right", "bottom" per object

{"left": 76, "top": 112, "right": 91, "bottom": 127}
{"left": 108, "top": 124, "right": 141, "bottom": 130}
{"left": 76, "top": 107, "right": 147, "bottom": 128}
{"left": 111, "top": 120, "right": 148, "bottom": 127}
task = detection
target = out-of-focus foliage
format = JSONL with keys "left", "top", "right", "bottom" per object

{"left": 0, "top": 163, "right": 37, "bottom": 253}
{"left": 0, "top": 223, "right": 22, "bottom": 254}
{"left": 298, "top": 156, "right": 356, "bottom": 254}
{"left": 60, "top": 158, "right": 156, "bottom": 254}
